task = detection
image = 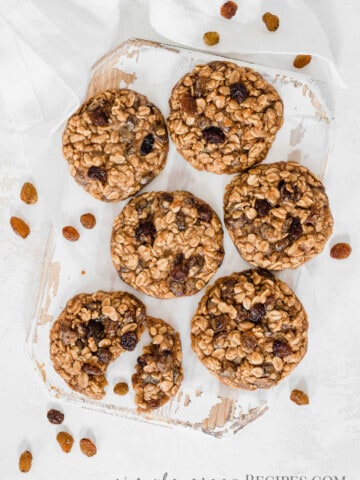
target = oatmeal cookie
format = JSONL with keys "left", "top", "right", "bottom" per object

{"left": 63, "top": 89, "right": 168, "bottom": 202}
{"left": 111, "top": 191, "right": 224, "bottom": 298}
{"left": 50, "top": 291, "right": 146, "bottom": 399}
{"left": 224, "top": 161, "right": 334, "bottom": 270}
{"left": 132, "top": 316, "right": 183, "bottom": 412}
{"left": 167, "top": 61, "right": 283, "bottom": 174}
{"left": 191, "top": 269, "right": 308, "bottom": 389}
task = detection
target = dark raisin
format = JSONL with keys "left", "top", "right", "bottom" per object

{"left": 241, "top": 333, "right": 257, "bottom": 351}
{"left": 265, "top": 295, "right": 275, "bottom": 310}
{"left": 47, "top": 409, "right": 64, "bottom": 425}
{"left": 278, "top": 180, "right": 299, "bottom": 202}
{"left": 60, "top": 327, "right": 77, "bottom": 346}
{"left": 161, "top": 193, "right": 173, "bottom": 203}
{"left": 120, "top": 331, "right": 138, "bottom": 351}
{"left": 97, "top": 348, "right": 112, "bottom": 364}
{"left": 274, "top": 237, "right": 289, "bottom": 252}
{"left": 89, "top": 107, "right": 109, "bottom": 126}
{"left": 76, "top": 339, "right": 84, "bottom": 350}
{"left": 169, "top": 261, "right": 189, "bottom": 283}
{"left": 137, "top": 355, "right": 148, "bottom": 367}
{"left": 87, "top": 166, "right": 107, "bottom": 184}
{"left": 288, "top": 217, "right": 303, "bottom": 241}
{"left": 235, "top": 305, "right": 248, "bottom": 322}
{"left": 230, "top": 82, "right": 249, "bottom": 103}
{"left": 187, "top": 254, "right": 205, "bottom": 271}
{"left": 135, "top": 220, "right": 156, "bottom": 245}
{"left": 169, "top": 281, "right": 185, "bottom": 297}
{"left": 221, "top": 278, "right": 237, "bottom": 300}
{"left": 174, "top": 252, "right": 184, "bottom": 265}
{"left": 255, "top": 198, "right": 271, "bottom": 217}
{"left": 140, "top": 133, "right": 155, "bottom": 155}
{"left": 181, "top": 94, "right": 197, "bottom": 114}
{"left": 263, "top": 362, "right": 275, "bottom": 376}
{"left": 82, "top": 363, "right": 102, "bottom": 376}
{"left": 176, "top": 211, "right": 187, "bottom": 231}
{"left": 203, "top": 126, "right": 226, "bottom": 144}
{"left": 249, "top": 303, "right": 266, "bottom": 323}
{"left": 273, "top": 339, "right": 293, "bottom": 358}
{"left": 211, "top": 314, "right": 228, "bottom": 333}
{"left": 85, "top": 320, "right": 105, "bottom": 341}
{"left": 197, "top": 203, "right": 213, "bottom": 222}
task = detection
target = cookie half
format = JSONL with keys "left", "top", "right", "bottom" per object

{"left": 63, "top": 89, "right": 168, "bottom": 202}
{"left": 50, "top": 291, "right": 146, "bottom": 399}
{"left": 111, "top": 191, "right": 224, "bottom": 298}
{"left": 132, "top": 316, "right": 183, "bottom": 412}
{"left": 224, "top": 161, "right": 334, "bottom": 270}
{"left": 167, "top": 61, "right": 283, "bottom": 174}
{"left": 191, "top": 269, "right": 308, "bottom": 390}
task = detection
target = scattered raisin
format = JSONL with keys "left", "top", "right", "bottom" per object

{"left": 10, "top": 216, "right": 30, "bottom": 239}
{"left": 62, "top": 226, "right": 80, "bottom": 242}
{"left": 290, "top": 389, "right": 309, "bottom": 405}
{"left": 137, "top": 355, "right": 148, "bottom": 367}
{"left": 169, "top": 281, "right": 185, "bottom": 297}
{"left": 255, "top": 198, "right": 271, "bottom": 217}
{"left": 187, "top": 254, "right": 205, "bottom": 271}
{"left": 176, "top": 211, "right": 187, "bottom": 231}
{"left": 113, "top": 382, "right": 129, "bottom": 395}
{"left": 89, "top": 108, "right": 109, "bottom": 126}
{"left": 47, "top": 409, "right": 64, "bottom": 424}
{"left": 85, "top": 320, "right": 104, "bottom": 340}
{"left": 220, "top": 1, "right": 238, "bottom": 19}
{"left": 278, "top": 180, "right": 299, "bottom": 202}
{"left": 135, "top": 220, "right": 156, "bottom": 245}
{"left": 203, "top": 31, "right": 220, "bottom": 46}
{"left": 273, "top": 339, "right": 292, "bottom": 358}
{"left": 120, "top": 331, "right": 138, "bottom": 351}
{"left": 330, "top": 242, "right": 352, "bottom": 260}
{"left": 288, "top": 217, "right": 303, "bottom": 241}
{"left": 249, "top": 303, "right": 266, "bottom": 323}
{"left": 293, "top": 55, "right": 312, "bottom": 69}
{"left": 196, "top": 203, "right": 213, "bottom": 222}
{"left": 80, "top": 213, "right": 96, "bottom": 229}
{"left": 212, "top": 314, "right": 228, "bottom": 333}
{"left": 19, "top": 451, "right": 32, "bottom": 473}
{"left": 170, "top": 255, "right": 189, "bottom": 283}
{"left": 181, "top": 94, "right": 197, "bottom": 114}
{"left": 56, "top": 432, "right": 74, "bottom": 453}
{"left": 262, "top": 12, "right": 280, "bottom": 32}
{"left": 87, "top": 166, "right": 107, "bottom": 184}
{"left": 79, "top": 438, "right": 97, "bottom": 457}
{"left": 97, "top": 348, "right": 112, "bottom": 364}
{"left": 241, "top": 332, "right": 257, "bottom": 351}
{"left": 82, "top": 363, "right": 102, "bottom": 376}
{"left": 203, "top": 126, "right": 225, "bottom": 144}
{"left": 140, "top": 133, "right": 155, "bottom": 155}
{"left": 20, "top": 182, "right": 38, "bottom": 205}
{"left": 230, "top": 82, "right": 249, "bottom": 103}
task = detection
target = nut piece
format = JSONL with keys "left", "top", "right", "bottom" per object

{"left": 56, "top": 432, "right": 74, "bottom": 453}
{"left": 19, "top": 451, "right": 32, "bottom": 473}
{"left": 113, "top": 382, "right": 129, "bottom": 395}
{"left": 203, "top": 31, "right": 220, "bottom": 46}
{"left": 220, "top": 1, "right": 238, "bottom": 19}
{"left": 293, "top": 55, "right": 312, "bottom": 69}
{"left": 80, "top": 438, "right": 97, "bottom": 457}
{"left": 62, "top": 226, "right": 80, "bottom": 242}
{"left": 330, "top": 242, "right": 351, "bottom": 259}
{"left": 20, "top": 182, "right": 38, "bottom": 205}
{"left": 10, "top": 216, "right": 30, "bottom": 239}
{"left": 290, "top": 388, "right": 309, "bottom": 405}
{"left": 47, "top": 408, "right": 64, "bottom": 424}
{"left": 262, "top": 12, "right": 280, "bottom": 32}
{"left": 80, "top": 213, "right": 96, "bottom": 229}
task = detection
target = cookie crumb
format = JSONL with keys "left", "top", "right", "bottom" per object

{"left": 62, "top": 226, "right": 80, "bottom": 242}
{"left": 80, "top": 438, "right": 97, "bottom": 457}
{"left": 20, "top": 182, "right": 38, "bottom": 205}
{"left": 262, "top": 12, "right": 279, "bottom": 31}
{"left": 290, "top": 389, "right": 309, "bottom": 405}
{"left": 56, "top": 432, "right": 74, "bottom": 453}
{"left": 293, "top": 54, "right": 312, "bottom": 69}
{"left": 113, "top": 382, "right": 129, "bottom": 395}
{"left": 330, "top": 242, "right": 351, "bottom": 259}
{"left": 47, "top": 409, "right": 64, "bottom": 424}
{"left": 10, "top": 216, "right": 30, "bottom": 239}
{"left": 80, "top": 213, "right": 96, "bottom": 229}
{"left": 19, "top": 451, "right": 32, "bottom": 473}
{"left": 220, "top": 1, "right": 238, "bottom": 19}
{"left": 203, "top": 31, "right": 220, "bottom": 46}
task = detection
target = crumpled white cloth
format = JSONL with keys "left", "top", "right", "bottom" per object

{"left": 149, "top": 0, "right": 343, "bottom": 87}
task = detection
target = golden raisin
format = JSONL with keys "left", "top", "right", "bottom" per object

{"left": 262, "top": 12, "right": 280, "bottom": 32}
{"left": 20, "top": 182, "right": 38, "bottom": 205}
{"left": 293, "top": 54, "right": 312, "bottom": 69}
{"left": 80, "top": 213, "right": 96, "bottom": 229}
{"left": 19, "top": 450, "right": 32, "bottom": 473}
{"left": 56, "top": 431, "right": 74, "bottom": 453}
{"left": 81, "top": 270, "right": 86, "bottom": 275}
{"left": 79, "top": 438, "right": 97, "bottom": 457}
{"left": 10, "top": 216, "right": 30, "bottom": 239}
{"left": 220, "top": 1, "right": 238, "bottom": 19}
{"left": 290, "top": 389, "right": 309, "bottom": 405}
{"left": 113, "top": 382, "right": 129, "bottom": 395}
{"left": 203, "top": 31, "right": 220, "bottom": 46}
{"left": 330, "top": 242, "right": 352, "bottom": 259}
{"left": 62, "top": 226, "right": 80, "bottom": 242}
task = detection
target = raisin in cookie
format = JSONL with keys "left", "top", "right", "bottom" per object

{"left": 50, "top": 291, "right": 145, "bottom": 399}
{"left": 132, "top": 317, "right": 183, "bottom": 412}
{"left": 167, "top": 61, "right": 283, "bottom": 174}
{"left": 63, "top": 89, "right": 168, "bottom": 202}
{"left": 224, "top": 161, "right": 334, "bottom": 270}
{"left": 191, "top": 269, "right": 308, "bottom": 389}
{"left": 111, "top": 191, "right": 224, "bottom": 298}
